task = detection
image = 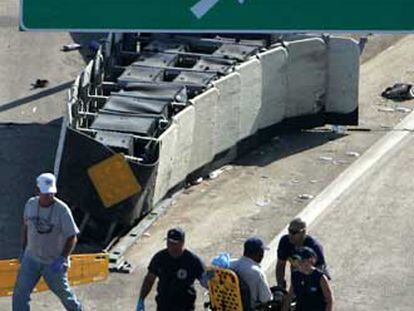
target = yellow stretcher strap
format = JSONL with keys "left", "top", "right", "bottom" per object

{"left": 208, "top": 268, "right": 244, "bottom": 311}
{"left": 0, "top": 253, "right": 109, "bottom": 297}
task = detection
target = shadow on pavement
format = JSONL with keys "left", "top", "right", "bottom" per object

{"left": 0, "top": 81, "right": 74, "bottom": 113}
{"left": 235, "top": 129, "right": 345, "bottom": 167}
{"left": 0, "top": 119, "right": 63, "bottom": 259}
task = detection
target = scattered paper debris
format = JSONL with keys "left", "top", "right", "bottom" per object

{"left": 319, "top": 156, "right": 333, "bottom": 162}
{"left": 255, "top": 199, "right": 271, "bottom": 207}
{"left": 395, "top": 106, "right": 412, "bottom": 113}
{"left": 143, "top": 232, "right": 151, "bottom": 238}
{"left": 194, "top": 177, "right": 203, "bottom": 184}
{"left": 309, "top": 179, "right": 318, "bottom": 184}
{"left": 377, "top": 107, "right": 395, "bottom": 113}
{"left": 346, "top": 151, "right": 360, "bottom": 157}
{"left": 32, "top": 106, "right": 37, "bottom": 113}
{"left": 209, "top": 168, "right": 224, "bottom": 180}
{"left": 61, "top": 43, "right": 82, "bottom": 52}
{"left": 298, "top": 194, "right": 314, "bottom": 200}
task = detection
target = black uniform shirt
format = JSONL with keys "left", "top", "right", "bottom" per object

{"left": 148, "top": 249, "right": 204, "bottom": 310}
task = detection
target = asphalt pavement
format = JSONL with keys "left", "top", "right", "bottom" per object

{"left": 311, "top": 128, "right": 414, "bottom": 310}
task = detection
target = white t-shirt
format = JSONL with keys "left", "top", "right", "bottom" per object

{"left": 24, "top": 196, "right": 80, "bottom": 264}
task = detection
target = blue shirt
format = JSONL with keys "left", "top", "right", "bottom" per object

{"left": 277, "top": 235, "right": 326, "bottom": 268}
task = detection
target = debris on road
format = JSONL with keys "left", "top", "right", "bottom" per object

{"left": 309, "top": 179, "right": 318, "bottom": 184}
{"left": 194, "top": 177, "right": 203, "bottom": 184}
{"left": 209, "top": 168, "right": 224, "bottom": 180}
{"left": 61, "top": 43, "right": 82, "bottom": 52}
{"left": 395, "top": 106, "right": 412, "bottom": 113}
{"left": 331, "top": 125, "right": 346, "bottom": 134}
{"left": 31, "top": 79, "right": 49, "bottom": 89}
{"left": 298, "top": 194, "right": 314, "bottom": 200}
{"left": 289, "top": 179, "right": 300, "bottom": 185}
{"left": 346, "top": 151, "right": 360, "bottom": 157}
{"left": 255, "top": 199, "right": 271, "bottom": 207}
{"left": 381, "top": 83, "right": 414, "bottom": 101}
{"left": 378, "top": 107, "right": 395, "bottom": 113}
{"left": 319, "top": 156, "right": 334, "bottom": 162}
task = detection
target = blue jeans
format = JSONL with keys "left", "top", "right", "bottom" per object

{"left": 12, "top": 254, "right": 82, "bottom": 311}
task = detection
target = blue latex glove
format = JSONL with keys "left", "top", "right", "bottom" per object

{"left": 136, "top": 298, "right": 145, "bottom": 311}
{"left": 50, "top": 256, "right": 67, "bottom": 273}
{"left": 211, "top": 252, "right": 231, "bottom": 268}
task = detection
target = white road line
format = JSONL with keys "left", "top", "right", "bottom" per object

{"left": 191, "top": 0, "right": 221, "bottom": 19}
{"left": 261, "top": 110, "right": 414, "bottom": 273}
{"left": 191, "top": 0, "right": 245, "bottom": 19}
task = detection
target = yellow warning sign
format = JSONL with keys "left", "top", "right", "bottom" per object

{"left": 0, "top": 253, "right": 109, "bottom": 297}
{"left": 88, "top": 153, "right": 141, "bottom": 208}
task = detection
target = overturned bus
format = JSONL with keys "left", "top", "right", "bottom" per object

{"left": 55, "top": 33, "right": 360, "bottom": 245}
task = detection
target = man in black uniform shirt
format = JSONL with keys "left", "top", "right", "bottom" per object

{"left": 136, "top": 228, "right": 206, "bottom": 311}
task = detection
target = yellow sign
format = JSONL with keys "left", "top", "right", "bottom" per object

{"left": 0, "top": 253, "right": 109, "bottom": 297}
{"left": 88, "top": 153, "right": 141, "bottom": 208}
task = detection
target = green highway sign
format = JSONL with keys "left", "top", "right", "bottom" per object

{"left": 21, "top": 0, "right": 414, "bottom": 31}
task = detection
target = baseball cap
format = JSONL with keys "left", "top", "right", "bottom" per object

{"left": 288, "top": 217, "right": 306, "bottom": 232}
{"left": 36, "top": 173, "right": 57, "bottom": 194}
{"left": 244, "top": 237, "right": 269, "bottom": 254}
{"left": 296, "top": 246, "right": 317, "bottom": 260}
{"left": 166, "top": 228, "right": 185, "bottom": 243}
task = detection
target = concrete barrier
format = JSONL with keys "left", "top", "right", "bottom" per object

{"left": 285, "top": 38, "right": 327, "bottom": 118}
{"left": 212, "top": 73, "right": 242, "bottom": 154}
{"left": 258, "top": 47, "right": 289, "bottom": 129}
{"left": 169, "top": 106, "right": 196, "bottom": 187}
{"left": 189, "top": 88, "right": 219, "bottom": 172}
{"left": 326, "top": 37, "right": 359, "bottom": 114}
{"left": 153, "top": 123, "right": 178, "bottom": 203}
{"left": 236, "top": 58, "right": 262, "bottom": 139}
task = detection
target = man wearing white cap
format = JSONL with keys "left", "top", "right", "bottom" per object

{"left": 12, "top": 173, "right": 82, "bottom": 311}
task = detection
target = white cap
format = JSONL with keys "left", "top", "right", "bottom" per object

{"left": 36, "top": 173, "right": 57, "bottom": 194}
